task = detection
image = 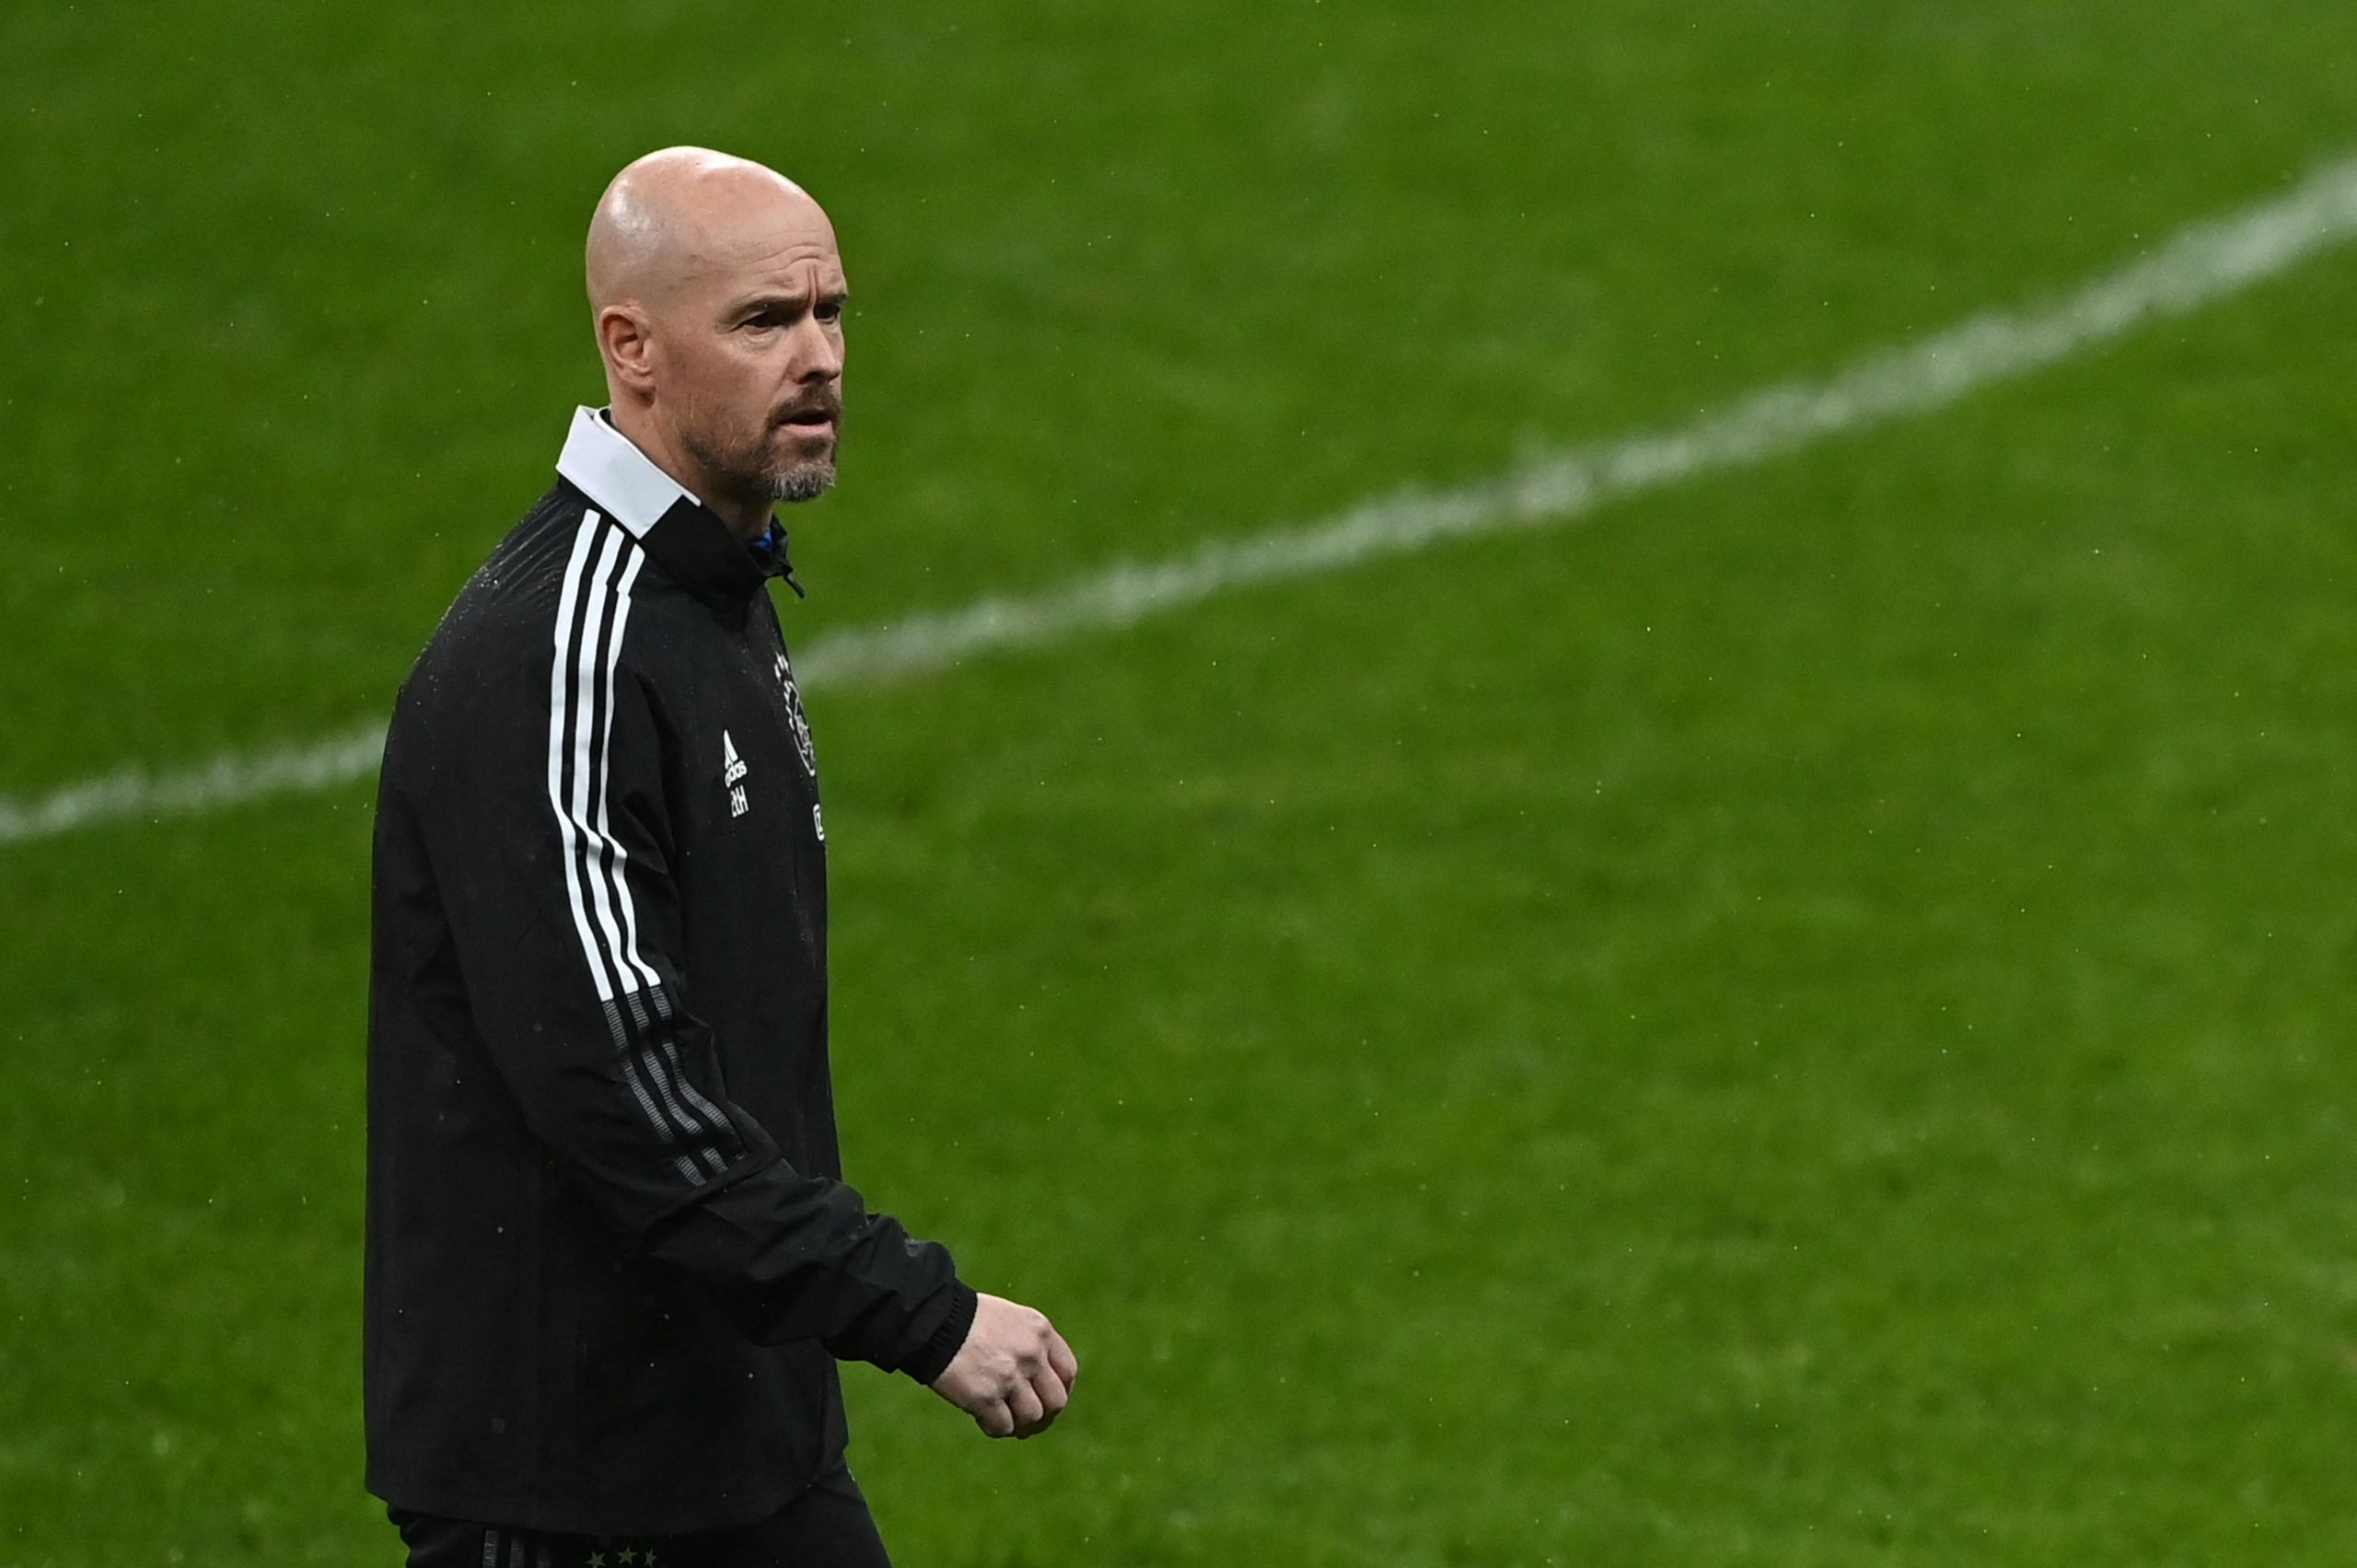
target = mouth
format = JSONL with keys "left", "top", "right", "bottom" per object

{"left": 777, "top": 406, "right": 839, "bottom": 440}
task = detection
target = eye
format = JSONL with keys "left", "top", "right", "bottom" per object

{"left": 816, "top": 302, "right": 844, "bottom": 324}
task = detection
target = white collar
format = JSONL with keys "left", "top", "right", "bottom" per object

{"left": 553, "top": 406, "right": 701, "bottom": 539}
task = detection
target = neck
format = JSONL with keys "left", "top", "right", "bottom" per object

{"left": 606, "top": 400, "right": 773, "bottom": 542}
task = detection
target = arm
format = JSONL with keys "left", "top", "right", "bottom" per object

{"left": 408, "top": 645, "right": 973, "bottom": 1383}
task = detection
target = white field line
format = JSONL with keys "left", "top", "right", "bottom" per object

{"left": 0, "top": 719, "right": 394, "bottom": 847}
{"left": 9, "top": 152, "right": 2357, "bottom": 849}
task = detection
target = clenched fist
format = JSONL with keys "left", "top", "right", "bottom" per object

{"left": 927, "top": 1293, "right": 1079, "bottom": 1438}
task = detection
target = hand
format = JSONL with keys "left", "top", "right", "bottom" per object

{"left": 927, "top": 1292, "right": 1079, "bottom": 1438}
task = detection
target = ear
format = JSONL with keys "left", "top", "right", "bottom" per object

{"left": 596, "top": 303, "right": 658, "bottom": 395}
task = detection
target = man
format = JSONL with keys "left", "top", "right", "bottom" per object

{"left": 364, "top": 147, "right": 1078, "bottom": 1568}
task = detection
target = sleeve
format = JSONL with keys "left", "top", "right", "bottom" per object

{"left": 410, "top": 637, "right": 975, "bottom": 1384}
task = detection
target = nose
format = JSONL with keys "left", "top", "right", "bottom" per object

{"left": 787, "top": 314, "right": 842, "bottom": 385}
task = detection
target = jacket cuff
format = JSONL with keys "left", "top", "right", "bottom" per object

{"left": 900, "top": 1280, "right": 979, "bottom": 1387}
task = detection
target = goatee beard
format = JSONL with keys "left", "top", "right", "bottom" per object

{"left": 682, "top": 424, "right": 838, "bottom": 510}
{"left": 770, "top": 461, "right": 835, "bottom": 504}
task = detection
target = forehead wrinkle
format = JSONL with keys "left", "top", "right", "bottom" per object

{"left": 717, "top": 219, "right": 839, "bottom": 273}
{"left": 744, "top": 236, "right": 837, "bottom": 266}
{"left": 711, "top": 241, "right": 845, "bottom": 308}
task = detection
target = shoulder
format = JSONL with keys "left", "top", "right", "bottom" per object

{"left": 388, "top": 488, "right": 622, "bottom": 751}
{"left": 413, "top": 487, "right": 697, "bottom": 679}
{"left": 401, "top": 494, "right": 707, "bottom": 746}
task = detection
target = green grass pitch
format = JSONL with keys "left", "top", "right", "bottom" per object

{"left": 7, "top": 2, "right": 2357, "bottom": 1562}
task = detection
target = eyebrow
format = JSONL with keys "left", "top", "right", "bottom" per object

{"left": 730, "top": 287, "right": 849, "bottom": 319}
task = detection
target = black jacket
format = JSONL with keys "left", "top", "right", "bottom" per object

{"left": 364, "top": 407, "right": 975, "bottom": 1534}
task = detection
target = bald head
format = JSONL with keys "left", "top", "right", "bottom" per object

{"left": 586, "top": 146, "right": 830, "bottom": 312}
{"left": 585, "top": 146, "right": 851, "bottom": 536}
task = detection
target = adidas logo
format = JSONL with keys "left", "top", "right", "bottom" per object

{"left": 722, "top": 730, "right": 749, "bottom": 817}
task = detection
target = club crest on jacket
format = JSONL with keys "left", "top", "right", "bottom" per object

{"left": 773, "top": 651, "right": 818, "bottom": 779}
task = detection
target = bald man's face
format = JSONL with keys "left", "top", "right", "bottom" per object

{"left": 599, "top": 185, "right": 849, "bottom": 517}
{"left": 669, "top": 199, "right": 847, "bottom": 508}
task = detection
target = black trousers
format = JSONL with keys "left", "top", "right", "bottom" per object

{"left": 387, "top": 1463, "right": 892, "bottom": 1568}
